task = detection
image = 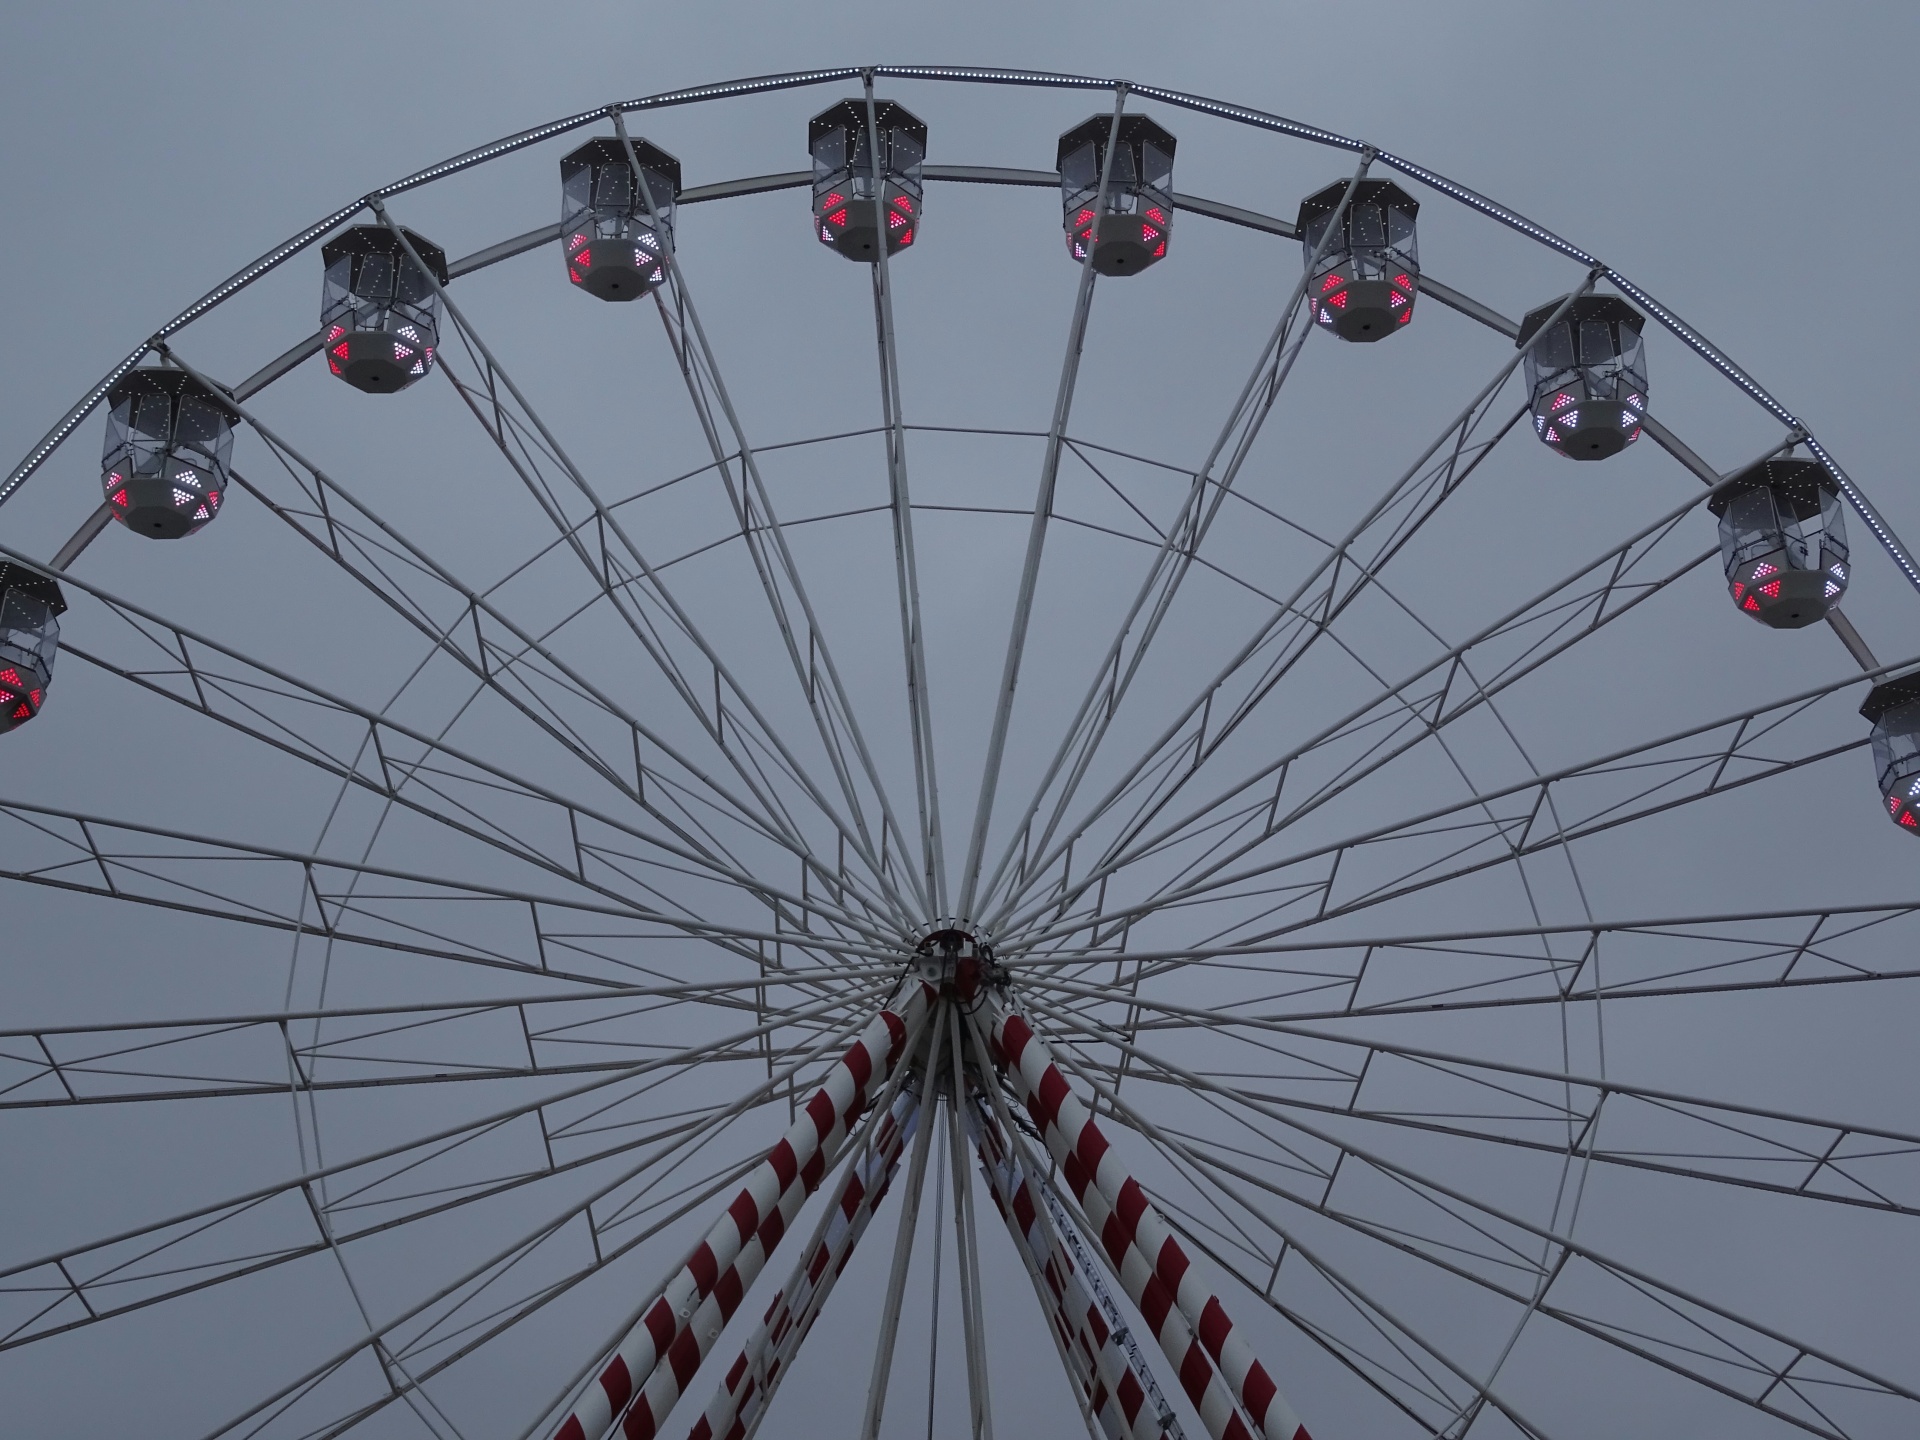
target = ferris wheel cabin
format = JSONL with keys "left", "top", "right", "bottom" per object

{"left": 1709, "top": 458, "right": 1849, "bottom": 628}
{"left": 321, "top": 226, "right": 447, "bottom": 393}
{"left": 1862, "top": 673, "right": 1920, "bottom": 833}
{"left": 1518, "top": 295, "right": 1648, "bottom": 460}
{"left": 1298, "top": 178, "right": 1420, "bottom": 342}
{"left": 560, "top": 137, "right": 680, "bottom": 301}
{"left": 809, "top": 99, "right": 925, "bottom": 261}
{"left": 1055, "top": 113, "right": 1176, "bottom": 275}
{"left": 102, "top": 368, "right": 236, "bottom": 538}
{"left": 0, "top": 563, "right": 63, "bottom": 732}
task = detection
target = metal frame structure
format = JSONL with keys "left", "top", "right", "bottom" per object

{"left": 2, "top": 65, "right": 1918, "bottom": 1440}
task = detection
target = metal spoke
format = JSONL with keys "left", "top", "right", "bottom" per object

{"left": 0, "top": 972, "right": 896, "bottom": 1110}
{"left": 860, "top": 74, "right": 947, "bottom": 914}
{"left": 610, "top": 113, "right": 929, "bottom": 922}
{"left": 1001, "top": 576, "right": 1891, "bottom": 957}
{"left": 189, "top": 385, "right": 909, "bottom": 936}
{"left": 985, "top": 284, "right": 1606, "bottom": 938}
{"left": 1027, "top": 975, "right": 1920, "bottom": 1218}
{"left": 1028, "top": 996, "right": 1920, "bottom": 1438}
{"left": 369, "top": 203, "right": 916, "bottom": 934}
{"left": 957, "top": 86, "right": 1129, "bottom": 918}
{"left": 1, "top": 985, "right": 881, "bottom": 1356}
{"left": 973, "top": 150, "right": 1377, "bottom": 921}
{"left": 14, "top": 551, "right": 895, "bottom": 956}
{"left": 860, "top": 1010, "right": 946, "bottom": 1440}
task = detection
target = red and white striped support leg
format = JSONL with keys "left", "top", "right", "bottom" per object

{"left": 969, "top": 1099, "right": 1172, "bottom": 1440}
{"left": 687, "top": 1088, "right": 921, "bottom": 1440}
{"left": 554, "top": 983, "right": 931, "bottom": 1440}
{"left": 988, "top": 1003, "right": 1313, "bottom": 1440}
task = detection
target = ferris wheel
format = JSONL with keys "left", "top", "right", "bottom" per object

{"left": 4, "top": 64, "right": 1920, "bottom": 1440}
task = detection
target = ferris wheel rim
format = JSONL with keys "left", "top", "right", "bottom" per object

{"left": 6, "top": 62, "right": 1916, "bottom": 598}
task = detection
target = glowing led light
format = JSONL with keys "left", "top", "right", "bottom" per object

{"left": 1077, "top": 208, "right": 1096, "bottom": 226}
{"left": 332, "top": 342, "right": 350, "bottom": 360}
{"left": 1759, "top": 579, "right": 1782, "bottom": 599}
{"left": 892, "top": 195, "right": 913, "bottom": 214}
{"left": 1146, "top": 207, "right": 1167, "bottom": 224}
{"left": 27, "top": 689, "right": 39, "bottom": 706}
{"left": 1398, "top": 308, "right": 1413, "bottom": 323}
{"left": 397, "top": 325, "right": 420, "bottom": 342}
{"left": 1321, "top": 273, "right": 1344, "bottom": 293}
{"left": 327, "top": 325, "right": 346, "bottom": 343}
{"left": 1909, "top": 778, "right": 1920, "bottom": 798}
{"left": 1825, "top": 580, "right": 1842, "bottom": 597}
{"left": 1141, "top": 225, "right": 1160, "bottom": 242}
{"left": 1832, "top": 563, "right": 1848, "bottom": 579}
{"left": 573, "top": 249, "right": 591, "bottom": 269}
{"left": 1626, "top": 393, "right": 1644, "bottom": 411}
{"left": 1620, "top": 409, "right": 1637, "bottom": 428}
{"left": 11, "top": 704, "right": 27, "bottom": 722}
{"left": 1392, "top": 273, "right": 1413, "bottom": 292}
{"left": 0, "top": 691, "right": 14, "bottom": 705}
{"left": 111, "top": 488, "right": 128, "bottom": 507}
{"left": 823, "top": 192, "right": 845, "bottom": 209}
{"left": 410, "top": 361, "right": 425, "bottom": 375}
{"left": 1389, "top": 291, "right": 1408, "bottom": 308}
{"left": 393, "top": 343, "right": 413, "bottom": 361}
{"left": 1153, "top": 240, "right": 1166, "bottom": 258}
{"left": 898, "top": 228, "right": 913, "bottom": 245}
{"left": 1318, "top": 307, "right": 1333, "bottom": 325}
{"left": 827, "top": 208, "right": 849, "bottom": 228}
{"left": 568, "top": 233, "right": 589, "bottom": 252}
{"left": 1743, "top": 594, "right": 1762, "bottom": 612}
{"left": 328, "top": 359, "right": 342, "bottom": 375}
{"left": 1327, "top": 291, "right": 1348, "bottom": 308}
{"left": 889, "top": 210, "right": 906, "bottom": 229}
{"left": 193, "top": 504, "right": 209, "bottom": 521}
{"left": 1731, "top": 582, "right": 1746, "bottom": 601}
{"left": 1545, "top": 426, "right": 1561, "bottom": 442}
{"left": 0, "top": 670, "right": 20, "bottom": 687}
{"left": 1560, "top": 409, "right": 1579, "bottom": 428}
{"left": 207, "top": 491, "right": 221, "bottom": 510}
{"left": 1751, "top": 562, "right": 1779, "bottom": 579}
{"left": 1551, "top": 392, "right": 1576, "bottom": 411}
{"left": 172, "top": 487, "right": 193, "bottom": 507}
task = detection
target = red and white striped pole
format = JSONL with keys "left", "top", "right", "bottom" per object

{"left": 985, "top": 1002, "right": 1313, "bottom": 1440}
{"left": 554, "top": 982, "right": 932, "bottom": 1440}
{"left": 969, "top": 1098, "right": 1172, "bottom": 1440}
{"left": 686, "top": 1085, "right": 921, "bottom": 1440}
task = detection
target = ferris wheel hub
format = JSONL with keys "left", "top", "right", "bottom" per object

{"left": 910, "top": 919, "right": 999, "bottom": 998}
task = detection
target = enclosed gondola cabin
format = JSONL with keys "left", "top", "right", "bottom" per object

{"left": 1862, "top": 673, "right": 1920, "bottom": 833}
{"left": 559, "top": 137, "right": 681, "bottom": 301}
{"left": 102, "top": 368, "right": 236, "bottom": 539}
{"left": 1056, "top": 113, "right": 1175, "bottom": 275}
{"left": 0, "top": 563, "right": 64, "bottom": 732}
{"left": 1708, "top": 458, "right": 1849, "bottom": 628}
{"left": 1298, "top": 178, "right": 1420, "bottom": 342}
{"left": 321, "top": 226, "right": 447, "bottom": 393}
{"left": 809, "top": 99, "right": 926, "bottom": 261}
{"left": 1518, "top": 295, "right": 1648, "bottom": 460}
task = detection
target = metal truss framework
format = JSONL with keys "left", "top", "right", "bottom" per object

{"left": 0, "top": 65, "right": 1915, "bottom": 1440}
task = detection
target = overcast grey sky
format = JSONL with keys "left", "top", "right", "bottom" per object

{"left": 2, "top": 6, "right": 1919, "bottom": 1440}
